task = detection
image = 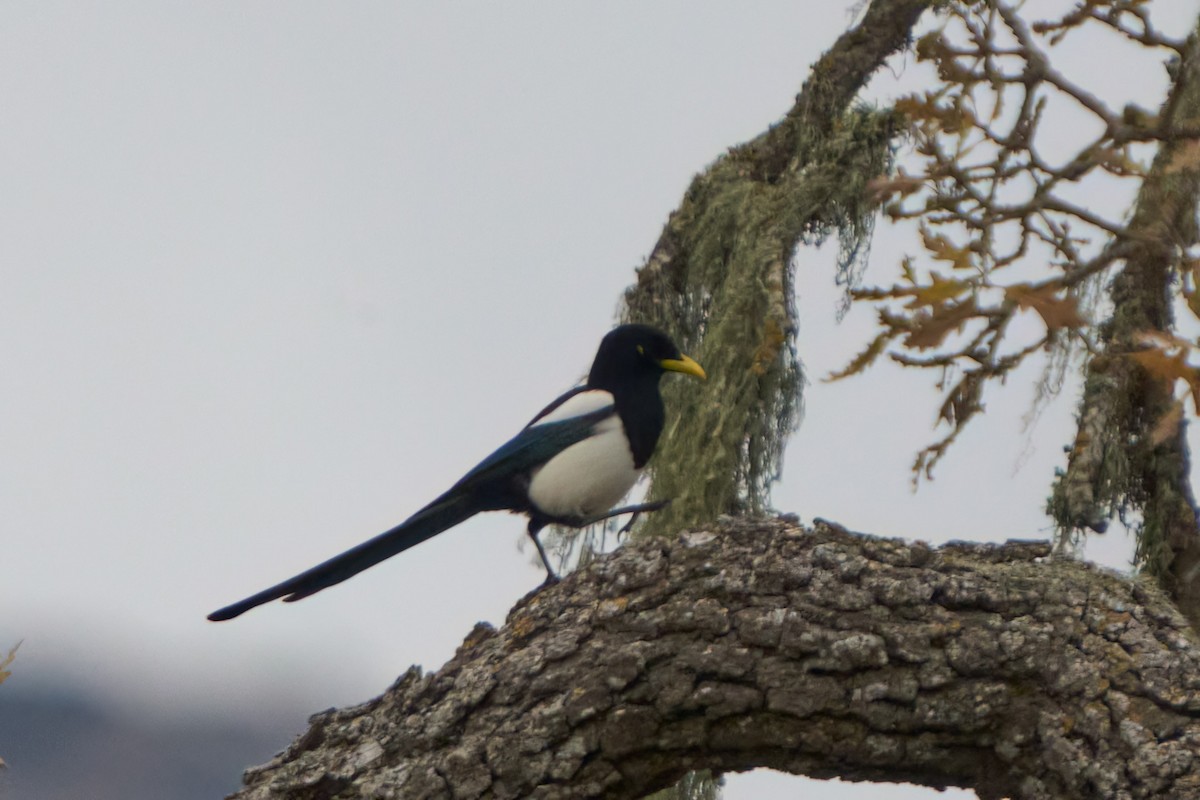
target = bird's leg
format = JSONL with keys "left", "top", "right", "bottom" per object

{"left": 617, "top": 510, "right": 643, "bottom": 538}
{"left": 580, "top": 499, "right": 672, "bottom": 534}
{"left": 527, "top": 520, "right": 560, "bottom": 585}
{"left": 528, "top": 501, "right": 671, "bottom": 586}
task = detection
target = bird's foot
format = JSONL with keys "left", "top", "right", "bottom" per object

{"left": 583, "top": 499, "right": 671, "bottom": 530}
{"left": 619, "top": 500, "right": 669, "bottom": 535}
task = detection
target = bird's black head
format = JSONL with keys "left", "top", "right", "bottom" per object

{"left": 586, "top": 324, "right": 705, "bottom": 468}
{"left": 587, "top": 324, "right": 706, "bottom": 391}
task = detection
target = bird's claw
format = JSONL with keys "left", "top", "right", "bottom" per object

{"left": 614, "top": 498, "right": 671, "bottom": 538}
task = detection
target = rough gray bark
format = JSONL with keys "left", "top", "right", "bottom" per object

{"left": 227, "top": 518, "right": 1200, "bottom": 800}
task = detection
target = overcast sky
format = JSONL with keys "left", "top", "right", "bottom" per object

{"left": 3, "top": 2, "right": 1196, "bottom": 798}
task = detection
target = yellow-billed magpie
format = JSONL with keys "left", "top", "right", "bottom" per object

{"left": 207, "top": 324, "right": 704, "bottom": 621}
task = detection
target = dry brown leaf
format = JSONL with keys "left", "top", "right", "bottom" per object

{"left": 1128, "top": 346, "right": 1193, "bottom": 385}
{"left": 904, "top": 300, "right": 978, "bottom": 350}
{"left": 1149, "top": 400, "right": 1186, "bottom": 447}
{"left": 1135, "top": 329, "right": 1197, "bottom": 351}
{"left": 906, "top": 272, "right": 969, "bottom": 309}
{"left": 866, "top": 172, "right": 925, "bottom": 202}
{"left": 0, "top": 641, "right": 20, "bottom": 686}
{"left": 1006, "top": 283, "right": 1087, "bottom": 331}
{"left": 937, "top": 371, "right": 983, "bottom": 427}
{"left": 1184, "top": 258, "right": 1200, "bottom": 321}
{"left": 827, "top": 329, "right": 893, "bottom": 381}
{"left": 1131, "top": 332, "right": 1200, "bottom": 406}
{"left": 1164, "top": 138, "right": 1200, "bottom": 175}
{"left": 921, "top": 228, "right": 975, "bottom": 271}
{"left": 1036, "top": 295, "right": 1087, "bottom": 331}
{"left": 1188, "top": 371, "right": 1200, "bottom": 420}
{"left": 895, "top": 93, "right": 976, "bottom": 135}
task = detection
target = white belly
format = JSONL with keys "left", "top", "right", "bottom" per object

{"left": 527, "top": 415, "right": 639, "bottom": 520}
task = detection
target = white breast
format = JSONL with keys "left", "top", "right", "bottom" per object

{"left": 528, "top": 409, "right": 640, "bottom": 521}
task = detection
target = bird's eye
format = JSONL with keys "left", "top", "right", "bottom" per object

{"left": 636, "top": 344, "right": 645, "bottom": 356}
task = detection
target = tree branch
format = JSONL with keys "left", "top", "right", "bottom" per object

{"left": 227, "top": 518, "right": 1200, "bottom": 800}
{"left": 627, "top": 0, "right": 931, "bottom": 312}
{"left": 620, "top": 0, "right": 933, "bottom": 539}
{"left": 1051, "top": 13, "right": 1200, "bottom": 625}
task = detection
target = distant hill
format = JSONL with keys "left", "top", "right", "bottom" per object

{"left": 0, "top": 684, "right": 302, "bottom": 800}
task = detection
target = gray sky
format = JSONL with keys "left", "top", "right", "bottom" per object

{"left": 3, "top": 2, "right": 1196, "bottom": 797}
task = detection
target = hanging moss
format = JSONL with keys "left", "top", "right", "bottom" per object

{"left": 623, "top": 106, "right": 895, "bottom": 537}
{"left": 644, "top": 770, "right": 721, "bottom": 800}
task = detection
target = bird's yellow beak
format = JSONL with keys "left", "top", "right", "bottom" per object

{"left": 660, "top": 354, "right": 706, "bottom": 380}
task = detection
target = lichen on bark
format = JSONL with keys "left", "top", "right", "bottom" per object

{"left": 226, "top": 518, "right": 1200, "bottom": 800}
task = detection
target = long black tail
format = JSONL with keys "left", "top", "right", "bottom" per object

{"left": 207, "top": 493, "right": 480, "bottom": 621}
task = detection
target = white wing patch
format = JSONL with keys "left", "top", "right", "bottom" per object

{"left": 527, "top": 395, "right": 640, "bottom": 520}
{"left": 531, "top": 389, "right": 616, "bottom": 426}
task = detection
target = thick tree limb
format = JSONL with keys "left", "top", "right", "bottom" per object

{"left": 228, "top": 518, "right": 1200, "bottom": 800}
